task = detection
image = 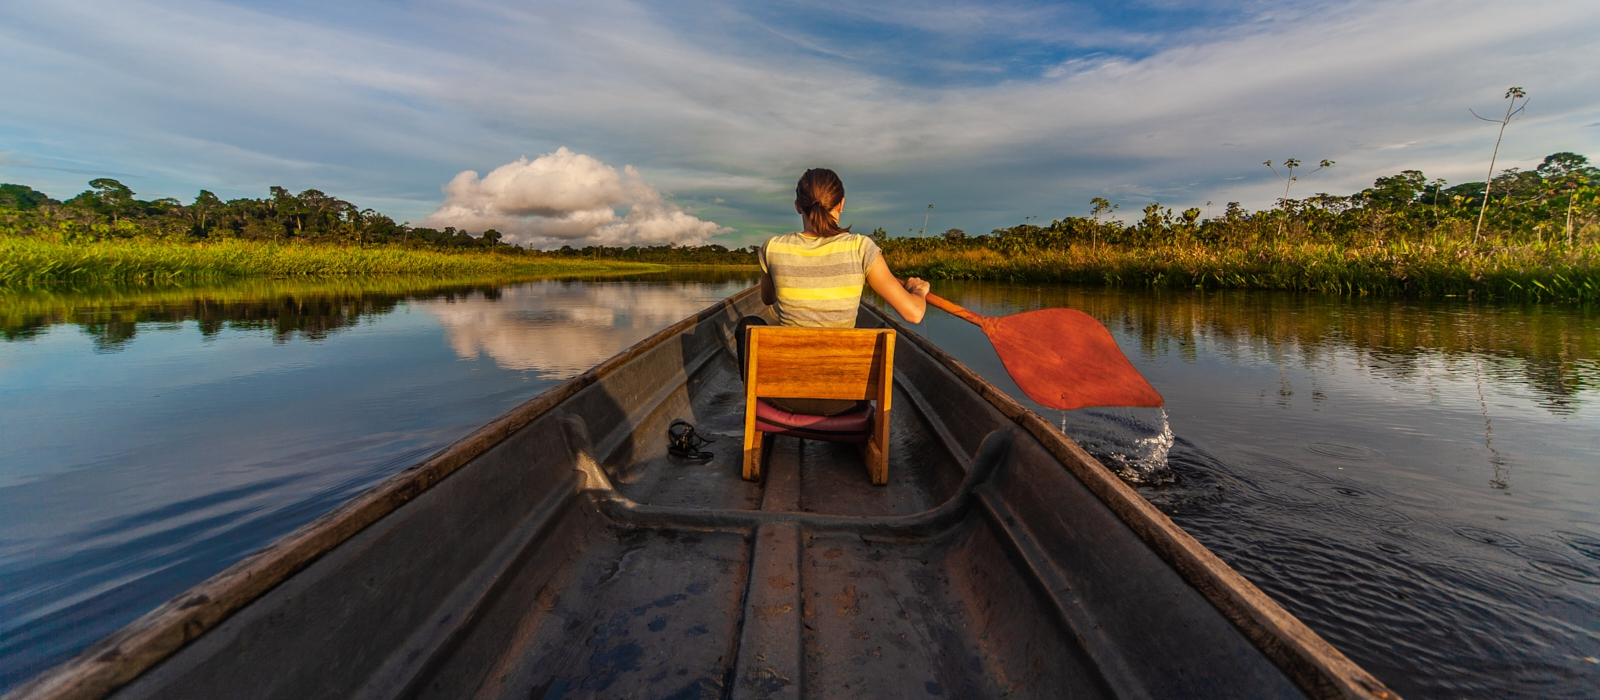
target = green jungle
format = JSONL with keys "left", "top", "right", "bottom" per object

{"left": 3, "top": 150, "right": 1597, "bottom": 300}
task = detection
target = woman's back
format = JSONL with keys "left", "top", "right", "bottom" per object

{"left": 759, "top": 231, "right": 881, "bottom": 328}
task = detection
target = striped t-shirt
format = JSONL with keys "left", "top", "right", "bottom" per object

{"left": 758, "top": 232, "right": 882, "bottom": 328}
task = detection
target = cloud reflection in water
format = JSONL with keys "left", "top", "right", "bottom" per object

{"left": 418, "top": 279, "right": 749, "bottom": 378}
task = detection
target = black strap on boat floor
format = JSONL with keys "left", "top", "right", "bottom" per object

{"left": 667, "top": 419, "right": 715, "bottom": 461}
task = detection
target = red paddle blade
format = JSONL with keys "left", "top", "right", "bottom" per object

{"left": 983, "top": 308, "right": 1164, "bottom": 410}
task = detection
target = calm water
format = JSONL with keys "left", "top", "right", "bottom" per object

{"left": 894, "top": 284, "right": 1600, "bottom": 699}
{"left": 0, "top": 273, "right": 755, "bottom": 690}
{"left": 2, "top": 275, "right": 1597, "bottom": 697}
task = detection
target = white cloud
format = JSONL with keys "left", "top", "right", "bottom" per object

{"left": 419, "top": 148, "right": 730, "bottom": 248}
{"left": 2, "top": 0, "right": 1597, "bottom": 234}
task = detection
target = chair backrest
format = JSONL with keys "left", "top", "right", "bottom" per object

{"left": 745, "top": 326, "right": 895, "bottom": 400}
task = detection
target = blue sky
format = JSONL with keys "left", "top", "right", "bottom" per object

{"left": 2, "top": 0, "right": 1597, "bottom": 247}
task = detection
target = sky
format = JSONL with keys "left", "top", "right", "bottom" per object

{"left": 2, "top": 0, "right": 1597, "bottom": 248}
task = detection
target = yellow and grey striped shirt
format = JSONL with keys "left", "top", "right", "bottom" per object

{"left": 758, "top": 232, "right": 882, "bottom": 328}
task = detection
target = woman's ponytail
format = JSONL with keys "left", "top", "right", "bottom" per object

{"left": 796, "top": 168, "right": 852, "bottom": 237}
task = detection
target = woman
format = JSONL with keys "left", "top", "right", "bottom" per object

{"left": 740, "top": 167, "right": 930, "bottom": 415}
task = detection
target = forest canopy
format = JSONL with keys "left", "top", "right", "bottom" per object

{"left": 876, "top": 151, "right": 1598, "bottom": 255}
{"left": 2, "top": 151, "right": 1595, "bottom": 257}
{"left": 0, "top": 181, "right": 497, "bottom": 249}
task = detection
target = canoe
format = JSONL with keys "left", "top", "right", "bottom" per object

{"left": 10, "top": 287, "right": 1398, "bottom": 700}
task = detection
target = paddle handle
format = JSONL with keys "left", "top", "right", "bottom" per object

{"left": 923, "top": 292, "right": 987, "bottom": 326}
{"left": 894, "top": 277, "right": 986, "bottom": 325}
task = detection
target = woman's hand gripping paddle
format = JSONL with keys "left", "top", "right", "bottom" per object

{"left": 921, "top": 292, "right": 1164, "bottom": 411}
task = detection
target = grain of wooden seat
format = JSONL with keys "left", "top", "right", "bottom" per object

{"left": 741, "top": 325, "right": 896, "bottom": 484}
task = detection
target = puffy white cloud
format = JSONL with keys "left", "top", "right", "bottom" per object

{"left": 419, "top": 147, "right": 730, "bottom": 248}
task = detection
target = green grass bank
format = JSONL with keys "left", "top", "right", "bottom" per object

{"left": 0, "top": 238, "right": 664, "bottom": 285}
{"left": 885, "top": 238, "right": 1600, "bottom": 303}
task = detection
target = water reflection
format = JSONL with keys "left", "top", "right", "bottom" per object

{"left": 893, "top": 283, "right": 1600, "bottom": 699}
{"left": 420, "top": 282, "right": 736, "bottom": 378}
{"left": 926, "top": 283, "right": 1600, "bottom": 414}
{"left": 0, "top": 273, "right": 754, "bottom": 692}
{"left": 0, "top": 278, "right": 508, "bottom": 348}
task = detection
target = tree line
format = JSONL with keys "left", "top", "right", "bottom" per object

{"left": 875, "top": 152, "right": 1597, "bottom": 257}
{"left": 4, "top": 150, "right": 1594, "bottom": 260}
{"left": 0, "top": 180, "right": 510, "bottom": 250}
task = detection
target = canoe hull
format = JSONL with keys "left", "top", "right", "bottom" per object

{"left": 11, "top": 287, "right": 1395, "bottom": 700}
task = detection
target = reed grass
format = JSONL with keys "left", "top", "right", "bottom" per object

{"left": 0, "top": 239, "right": 664, "bottom": 285}
{"left": 886, "top": 239, "right": 1600, "bottom": 303}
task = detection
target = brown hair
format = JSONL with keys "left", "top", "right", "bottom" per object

{"left": 795, "top": 168, "right": 852, "bottom": 237}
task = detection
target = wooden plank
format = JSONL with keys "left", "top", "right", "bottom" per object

{"left": 730, "top": 522, "right": 803, "bottom": 699}
{"left": 866, "top": 304, "right": 1399, "bottom": 700}
{"left": 747, "top": 327, "right": 890, "bottom": 400}
{"left": 7, "top": 288, "right": 763, "bottom": 700}
{"left": 760, "top": 438, "right": 802, "bottom": 512}
{"left": 733, "top": 438, "right": 804, "bottom": 698}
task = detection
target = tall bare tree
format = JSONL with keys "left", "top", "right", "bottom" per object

{"left": 1263, "top": 158, "right": 1334, "bottom": 239}
{"left": 1470, "top": 86, "right": 1528, "bottom": 243}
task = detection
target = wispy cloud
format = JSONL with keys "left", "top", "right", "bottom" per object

{"left": 0, "top": 0, "right": 1595, "bottom": 244}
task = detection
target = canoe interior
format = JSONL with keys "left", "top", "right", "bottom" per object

{"left": 102, "top": 290, "right": 1310, "bottom": 700}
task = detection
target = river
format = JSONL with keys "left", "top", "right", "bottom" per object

{"left": 1, "top": 273, "right": 1596, "bottom": 697}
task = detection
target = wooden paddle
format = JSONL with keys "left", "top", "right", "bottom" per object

{"left": 921, "top": 291, "right": 1164, "bottom": 411}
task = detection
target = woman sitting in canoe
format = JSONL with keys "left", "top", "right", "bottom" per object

{"left": 738, "top": 167, "right": 931, "bottom": 415}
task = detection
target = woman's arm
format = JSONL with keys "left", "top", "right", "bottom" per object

{"left": 865, "top": 257, "right": 929, "bottom": 323}
{"left": 759, "top": 271, "right": 777, "bottom": 306}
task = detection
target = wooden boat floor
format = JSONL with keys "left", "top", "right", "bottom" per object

{"left": 411, "top": 506, "right": 1103, "bottom": 699}
{"left": 403, "top": 356, "right": 1097, "bottom": 699}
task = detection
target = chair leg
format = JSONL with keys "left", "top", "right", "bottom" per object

{"left": 853, "top": 415, "right": 889, "bottom": 486}
{"left": 874, "top": 409, "right": 891, "bottom": 485}
{"left": 862, "top": 438, "right": 886, "bottom": 485}
{"left": 743, "top": 428, "right": 764, "bottom": 481}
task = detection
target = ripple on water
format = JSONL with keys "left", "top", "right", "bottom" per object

{"left": 1450, "top": 525, "right": 1525, "bottom": 549}
{"left": 1220, "top": 453, "right": 1325, "bottom": 509}
{"left": 1520, "top": 555, "right": 1600, "bottom": 585}
{"left": 1295, "top": 481, "right": 1416, "bottom": 528}
{"left": 1556, "top": 531, "right": 1600, "bottom": 562}
{"left": 1301, "top": 440, "right": 1385, "bottom": 461}
{"left": 1151, "top": 440, "right": 1600, "bottom": 697}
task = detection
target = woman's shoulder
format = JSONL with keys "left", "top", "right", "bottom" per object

{"left": 766, "top": 231, "right": 875, "bottom": 252}
{"left": 763, "top": 232, "right": 807, "bottom": 248}
{"left": 833, "top": 231, "right": 878, "bottom": 253}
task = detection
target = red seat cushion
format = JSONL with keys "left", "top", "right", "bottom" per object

{"left": 754, "top": 400, "right": 874, "bottom": 443}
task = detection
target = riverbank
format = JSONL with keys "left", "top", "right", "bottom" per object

{"left": 0, "top": 239, "right": 664, "bottom": 285}
{"left": 885, "top": 240, "right": 1600, "bottom": 303}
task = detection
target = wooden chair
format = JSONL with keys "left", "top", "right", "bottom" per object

{"left": 742, "top": 326, "right": 896, "bottom": 485}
